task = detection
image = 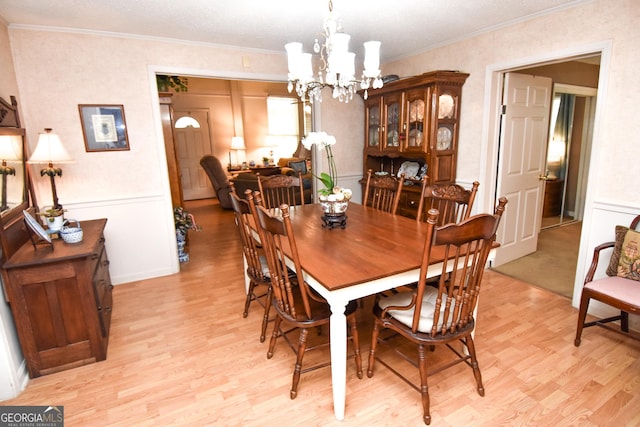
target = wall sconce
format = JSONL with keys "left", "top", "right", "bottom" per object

{"left": 27, "top": 128, "right": 73, "bottom": 209}
{"left": 228, "top": 136, "right": 246, "bottom": 170}
{"left": 0, "top": 134, "right": 21, "bottom": 211}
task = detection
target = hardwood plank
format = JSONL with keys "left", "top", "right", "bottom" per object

{"left": 2, "top": 198, "right": 639, "bottom": 426}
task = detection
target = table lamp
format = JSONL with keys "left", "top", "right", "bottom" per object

{"left": 0, "top": 134, "right": 21, "bottom": 211}
{"left": 27, "top": 128, "right": 73, "bottom": 210}
{"left": 229, "top": 136, "right": 246, "bottom": 169}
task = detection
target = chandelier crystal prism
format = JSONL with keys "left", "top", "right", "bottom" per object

{"left": 285, "top": 0, "right": 383, "bottom": 103}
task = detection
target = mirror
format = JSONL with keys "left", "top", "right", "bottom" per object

{"left": 0, "top": 96, "right": 29, "bottom": 217}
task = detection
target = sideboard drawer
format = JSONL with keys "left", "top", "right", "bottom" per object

{"left": 398, "top": 187, "right": 421, "bottom": 219}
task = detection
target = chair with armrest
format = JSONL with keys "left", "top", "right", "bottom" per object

{"left": 252, "top": 195, "right": 363, "bottom": 399}
{"left": 416, "top": 181, "right": 480, "bottom": 225}
{"left": 362, "top": 169, "right": 405, "bottom": 214}
{"left": 200, "top": 155, "right": 233, "bottom": 209}
{"left": 367, "top": 197, "right": 508, "bottom": 425}
{"left": 229, "top": 189, "right": 272, "bottom": 342}
{"left": 257, "top": 172, "right": 306, "bottom": 209}
{"left": 575, "top": 214, "right": 640, "bottom": 346}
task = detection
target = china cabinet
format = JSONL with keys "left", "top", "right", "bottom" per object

{"left": 362, "top": 71, "right": 469, "bottom": 218}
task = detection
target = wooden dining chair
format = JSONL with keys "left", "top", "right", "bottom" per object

{"left": 416, "top": 181, "right": 480, "bottom": 225}
{"left": 362, "top": 169, "right": 405, "bottom": 214}
{"left": 367, "top": 197, "right": 508, "bottom": 425}
{"left": 575, "top": 214, "right": 640, "bottom": 346}
{"left": 229, "top": 190, "right": 272, "bottom": 342}
{"left": 257, "top": 171, "right": 306, "bottom": 209}
{"left": 252, "top": 197, "right": 363, "bottom": 399}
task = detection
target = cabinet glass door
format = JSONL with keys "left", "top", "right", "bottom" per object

{"left": 384, "top": 95, "right": 401, "bottom": 150}
{"left": 431, "top": 88, "right": 460, "bottom": 183}
{"left": 367, "top": 101, "right": 381, "bottom": 148}
{"left": 405, "top": 89, "right": 427, "bottom": 152}
{"left": 435, "top": 91, "right": 458, "bottom": 152}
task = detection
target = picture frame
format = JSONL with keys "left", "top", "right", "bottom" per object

{"left": 78, "top": 104, "right": 130, "bottom": 152}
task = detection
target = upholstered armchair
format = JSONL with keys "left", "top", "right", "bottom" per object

{"left": 200, "top": 155, "right": 233, "bottom": 209}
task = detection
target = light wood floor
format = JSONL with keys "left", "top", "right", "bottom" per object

{"left": 3, "top": 199, "right": 639, "bottom": 426}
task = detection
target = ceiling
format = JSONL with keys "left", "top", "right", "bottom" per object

{"left": 0, "top": 0, "right": 591, "bottom": 63}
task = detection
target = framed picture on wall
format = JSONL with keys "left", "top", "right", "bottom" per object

{"left": 79, "top": 104, "right": 130, "bottom": 152}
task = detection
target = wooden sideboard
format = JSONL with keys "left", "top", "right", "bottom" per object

{"left": 1, "top": 218, "right": 113, "bottom": 377}
{"left": 543, "top": 179, "right": 564, "bottom": 217}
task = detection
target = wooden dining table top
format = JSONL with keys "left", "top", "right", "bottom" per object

{"left": 278, "top": 203, "right": 447, "bottom": 291}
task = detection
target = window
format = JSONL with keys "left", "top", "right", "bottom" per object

{"left": 174, "top": 116, "right": 201, "bottom": 129}
{"left": 267, "top": 97, "right": 299, "bottom": 158}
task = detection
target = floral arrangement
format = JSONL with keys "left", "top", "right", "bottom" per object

{"left": 301, "top": 131, "right": 352, "bottom": 202}
{"left": 174, "top": 206, "right": 202, "bottom": 235}
{"left": 37, "top": 207, "right": 66, "bottom": 222}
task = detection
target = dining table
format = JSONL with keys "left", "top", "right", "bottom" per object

{"left": 247, "top": 201, "right": 463, "bottom": 421}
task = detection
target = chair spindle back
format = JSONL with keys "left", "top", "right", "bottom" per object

{"left": 253, "top": 200, "right": 317, "bottom": 320}
{"left": 362, "top": 169, "right": 405, "bottom": 214}
{"left": 409, "top": 197, "right": 507, "bottom": 335}
{"left": 416, "top": 181, "right": 479, "bottom": 225}
{"left": 257, "top": 172, "right": 306, "bottom": 209}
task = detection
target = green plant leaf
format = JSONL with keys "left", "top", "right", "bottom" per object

{"left": 319, "top": 172, "right": 334, "bottom": 190}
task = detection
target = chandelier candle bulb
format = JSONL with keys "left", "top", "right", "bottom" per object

{"left": 301, "top": 53, "right": 313, "bottom": 81}
{"left": 330, "top": 33, "right": 350, "bottom": 55}
{"left": 364, "top": 41, "right": 381, "bottom": 75}
{"left": 285, "top": 42, "right": 301, "bottom": 76}
{"left": 344, "top": 52, "right": 355, "bottom": 80}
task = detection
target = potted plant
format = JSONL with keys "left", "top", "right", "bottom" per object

{"left": 174, "top": 207, "right": 201, "bottom": 262}
{"left": 37, "top": 207, "right": 66, "bottom": 232}
{"left": 156, "top": 75, "right": 188, "bottom": 92}
{"left": 301, "top": 132, "right": 352, "bottom": 228}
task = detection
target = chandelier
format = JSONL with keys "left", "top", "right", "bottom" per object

{"left": 285, "top": 0, "right": 383, "bottom": 103}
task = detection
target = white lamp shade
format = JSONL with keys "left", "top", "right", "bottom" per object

{"left": 547, "top": 138, "right": 566, "bottom": 163}
{"left": 0, "top": 135, "right": 21, "bottom": 162}
{"left": 230, "top": 136, "right": 246, "bottom": 150}
{"left": 28, "top": 129, "right": 73, "bottom": 164}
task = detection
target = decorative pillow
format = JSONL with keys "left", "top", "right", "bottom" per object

{"left": 617, "top": 229, "right": 640, "bottom": 281}
{"left": 606, "top": 225, "right": 629, "bottom": 276}
{"left": 288, "top": 159, "right": 308, "bottom": 175}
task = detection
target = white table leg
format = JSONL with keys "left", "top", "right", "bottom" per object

{"left": 328, "top": 298, "right": 348, "bottom": 420}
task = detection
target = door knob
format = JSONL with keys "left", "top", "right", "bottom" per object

{"left": 538, "top": 174, "right": 549, "bottom": 181}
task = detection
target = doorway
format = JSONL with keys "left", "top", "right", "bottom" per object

{"left": 490, "top": 53, "right": 601, "bottom": 298}
{"left": 541, "top": 84, "right": 597, "bottom": 229}
{"left": 174, "top": 109, "right": 214, "bottom": 200}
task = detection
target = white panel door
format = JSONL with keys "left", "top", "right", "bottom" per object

{"left": 493, "top": 73, "right": 552, "bottom": 266}
{"left": 174, "top": 110, "right": 214, "bottom": 200}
